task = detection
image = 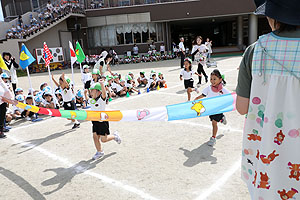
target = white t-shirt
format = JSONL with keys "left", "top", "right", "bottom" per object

{"left": 133, "top": 46, "right": 139, "bottom": 54}
{"left": 180, "top": 70, "right": 195, "bottom": 80}
{"left": 160, "top": 45, "right": 165, "bottom": 52}
{"left": 202, "top": 86, "right": 230, "bottom": 98}
{"left": 179, "top": 42, "right": 185, "bottom": 52}
{"left": 205, "top": 42, "right": 212, "bottom": 53}
{"left": 192, "top": 44, "right": 208, "bottom": 61}
{"left": 13, "top": 105, "right": 24, "bottom": 113}
{"left": 61, "top": 87, "right": 74, "bottom": 102}
{"left": 82, "top": 72, "right": 92, "bottom": 83}
{"left": 88, "top": 96, "right": 106, "bottom": 111}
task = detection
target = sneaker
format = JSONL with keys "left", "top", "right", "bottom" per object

{"left": 92, "top": 151, "right": 104, "bottom": 160}
{"left": 113, "top": 131, "right": 121, "bottom": 144}
{"left": 207, "top": 137, "right": 216, "bottom": 147}
{"left": 72, "top": 122, "right": 80, "bottom": 129}
{"left": 26, "top": 116, "right": 31, "bottom": 121}
{"left": 0, "top": 133, "right": 6, "bottom": 139}
{"left": 194, "top": 87, "right": 200, "bottom": 94}
{"left": 3, "top": 128, "right": 9, "bottom": 132}
{"left": 197, "top": 83, "right": 201, "bottom": 87}
{"left": 221, "top": 115, "right": 227, "bottom": 125}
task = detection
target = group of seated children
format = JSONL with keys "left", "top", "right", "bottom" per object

{"left": 1, "top": 67, "right": 167, "bottom": 124}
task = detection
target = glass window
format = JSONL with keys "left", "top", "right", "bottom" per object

{"left": 157, "top": 23, "right": 163, "bottom": 41}
{"left": 117, "top": 32, "right": 124, "bottom": 45}
{"left": 142, "top": 31, "right": 149, "bottom": 43}
{"left": 150, "top": 32, "right": 157, "bottom": 42}
{"left": 133, "top": 32, "right": 141, "bottom": 43}
{"left": 125, "top": 32, "right": 133, "bottom": 44}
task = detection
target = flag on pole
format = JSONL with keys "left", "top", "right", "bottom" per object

{"left": 43, "top": 42, "right": 53, "bottom": 67}
{"left": 0, "top": 55, "right": 9, "bottom": 71}
{"left": 69, "top": 41, "right": 77, "bottom": 66}
{"left": 75, "top": 41, "right": 85, "bottom": 63}
{"left": 19, "top": 44, "right": 36, "bottom": 69}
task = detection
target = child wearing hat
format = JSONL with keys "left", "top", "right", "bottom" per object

{"left": 1, "top": 73, "right": 11, "bottom": 91}
{"left": 13, "top": 95, "right": 25, "bottom": 117}
{"left": 82, "top": 65, "right": 92, "bottom": 89}
{"left": 125, "top": 75, "right": 139, "bottom": 93}
{"left": 42, "top": 91, "right": 56, "bottom": 109}
{"left": 84, "top": 81, "right": 121, "bottom": 160}
{"left": 137, "top": 71, "right": 148, "bottom": 87}
{"left": 52, "top": 73, "right": 80, "bottom": 129}
{"left": 157, "top": 72, "right": 166, "bottom": 88}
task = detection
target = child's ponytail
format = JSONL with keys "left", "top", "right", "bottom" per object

{"left": 211, "top": 69, "right": 226, "bottom": 86}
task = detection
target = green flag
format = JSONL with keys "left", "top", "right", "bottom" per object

{"left": 75, "top": 41, "right": 85, "bottom": 63}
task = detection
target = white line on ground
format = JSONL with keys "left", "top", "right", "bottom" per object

{"left": 170, "top": 120, "right": 243, "bottom": 133}
{"left": 155, "top": 91, "right": 186, "bottom": 97}
{"left": 7, "top": 135, "right": 161, "bottom": 200}
{"left": 194, "top": 159, "right": 241, "bottom": 200}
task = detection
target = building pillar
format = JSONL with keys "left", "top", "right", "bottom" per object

{"left": 237, "top": 16, "right": 243, "bottom": 49}
{"left": 249, "top": 14, "right": 258, "bottom": 44}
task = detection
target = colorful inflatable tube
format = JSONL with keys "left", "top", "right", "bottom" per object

{"left": 2, "top": 93, "right": 236, "bottom": 121}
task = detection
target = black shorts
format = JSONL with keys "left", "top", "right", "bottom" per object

{"left": 184, "top": 79, "right": 194, "bottom": 89}
{"left": 92, "top": 121, "right": 110, "bottom": 136}
{"left": 84, "top": 80, "right": 91, "bottom": 89}
{"left": 209, "top": 113, "right": 224, "bottom": 122}
{"left": 63, "top": 101, "right": 75, "bottom": 110}
{"left": 21, "top": 110, "right": 34, "bottom": 118}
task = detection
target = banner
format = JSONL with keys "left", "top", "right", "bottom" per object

{"left": 1, "top": 93, "right": 237, "bottom": 122}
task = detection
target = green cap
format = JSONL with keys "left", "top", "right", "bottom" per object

{"left": 128, "top": 72, "right": 133, "bottom": 75}
{"left": 92, "top": 69, "right": 100, "bottom": 75}
{"left": 65, "top": 76, "right": 71, "bottom": 84}
{"left": 158, "top": 72, "right": 162, "bottom": 76}
{"left": 113, "top": 76, "right": 119, "bottom": 79}
{"left": 126, "top": 75, "right": 132, "bottom": 81}
{"left": 83, "top": 65, "right": 89, "bottom": 69}
{"left": 140, "top": 71, "right": 145, "bottom": 74}
{"left": 151, "top": 70, "right": 156, "bottom": 73}
{"left": 90, "top": 83, "right": 102, "bottom": 91}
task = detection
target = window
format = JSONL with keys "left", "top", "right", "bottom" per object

{"left": 150, "top": 32, "right": 157, "bottom": 42}
{"left": 125, "top": 32, "right": 133, "bottom": 44}
{"left": 133, "top": 32, "right": 141, "bottom": 43}
{"left": 117, "top": 32, "right": 124, "bottom": 45}
{"left": 142, "top": 30, "right": 149, "bottom": 43}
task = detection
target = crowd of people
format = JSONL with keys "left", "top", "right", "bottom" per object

{"left": 6, "top": 1, "right": 84, "bottom": 40}
{"left": 0, "top": 51, "right": 167, "bottom": 137}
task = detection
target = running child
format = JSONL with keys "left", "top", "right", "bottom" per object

{"left": 180, "top": 58, "right": 200, "bottom": 101}
{"left": 194, "top": 69, "right": 228, "bottom": 146}
{"left": 52, "top": 73, "right": 80, "bottom": 129}
{"left": 84, "top": 81, "right": 121, "bottom": 160}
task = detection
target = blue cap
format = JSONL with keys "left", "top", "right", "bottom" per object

{"left": 16, "top": 95, "right": 24, "bottom": 101}
{"left": 1, "top": 73, "right": 9, "bottom": 79}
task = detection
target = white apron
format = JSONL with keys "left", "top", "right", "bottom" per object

{"left": 242, "top": 33, "right": 300, "bottom": 200}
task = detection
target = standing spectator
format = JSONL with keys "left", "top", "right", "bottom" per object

{"left": 47, "top": 1, "right": 54, "bottom": 12}
{"left": 160, "top": 43, "right": 165, "bottom": 55}
{"left": 0, "top": 78, "right": 13, "bottom": 138}
{"left": 18, "top": 15, "right": 23, "bottom": 26}
{"left": 205, "top": 38, "right": 213, "bottom": 62}
{"left": 236, "top": 0, "right": 300, "bottom": 199}
{"left": 1, "top": 52, "right": 19, "bottom": 94}
{"left": 132, "top": 44, "right": 139, "bottom": 56}
{"left": 179, "top": 37, "right": 185, "bottom": 68}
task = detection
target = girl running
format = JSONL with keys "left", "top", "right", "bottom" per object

{"left": 191, "top": 36, "right": 209, "bottom": 86}
{"left": 180, "top": 58, "right": 200, "bottom": 101}
{"left": 194, "top": 69, "right": 228, "bottom": 146}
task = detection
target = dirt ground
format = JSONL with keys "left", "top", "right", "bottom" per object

{"left": 0, "top": 57, "right": 251, "bottom": 200}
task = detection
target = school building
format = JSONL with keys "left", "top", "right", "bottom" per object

{"left": 0, "top": 0, "right": 271, "bottom": 62}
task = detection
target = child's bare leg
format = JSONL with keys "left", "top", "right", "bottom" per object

{"left": 93, "top": 133, "right": 102, "bottom": 152}
{"left": 101, "top": 135, "right": 115, "bottom": 143}
{"left": 187, "top": 88, "right": 191, "bottom": 101}
{"left": 212, "top": 120, "right": 218, "bottom": 138}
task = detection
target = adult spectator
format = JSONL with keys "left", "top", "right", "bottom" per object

{"left": 236, "top": 0, "right": 300, "bottom": 199}
{"left": 1, "top": 52, "right": 19, "bottom": 94}
{"left": 132, "top": 44, "right": 139, "bottom": 56}
{"left": 160, "top": 43, "right": 165, "bottom": 55}
{"left": 179, "top": 37, "right": 185, "bottom": 68}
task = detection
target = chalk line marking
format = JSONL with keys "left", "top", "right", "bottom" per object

{"left": 7, "top": 135, "right": 160, "bottom": 200}
{"left": 194, "top": 159, "right": 241, "bottom": 200}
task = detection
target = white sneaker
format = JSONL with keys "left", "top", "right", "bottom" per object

{"left": 26, "top": 116, "right": 31, "bottom": 121}
{"left": 197, "top": 83, "right": 201, "bottom": 87}
{"left": 194, "top": 87, "right": 200, "bottom": 94}
{"left": 221, "top": 115, "right": 227, "bottom": 125}
{"left": 92, "top": 151, "right": 104, "bottom": 160}
{"left": 113, "top": 131, "right": 121, "bottom": 144}
{"left": 207, "top": 137, "right": 216, "bottom": 146}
